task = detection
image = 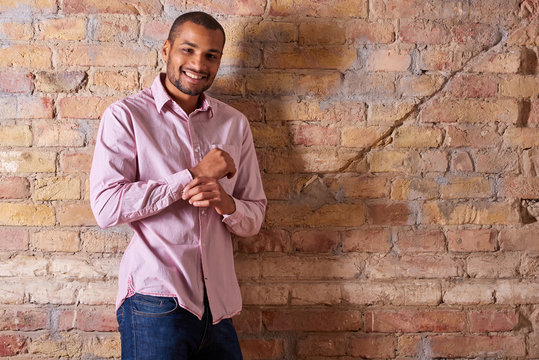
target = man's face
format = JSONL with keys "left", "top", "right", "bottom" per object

{"left": 162, "top": 21, "right": 224, "bottom": 97}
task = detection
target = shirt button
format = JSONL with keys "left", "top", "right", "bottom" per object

{"left": 201, "top": 209, "right": 206, "bottom": 215}
{"left": 194, "top": 147, "right": 200, "bottom": 153}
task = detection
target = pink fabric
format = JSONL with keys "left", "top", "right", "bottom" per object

{"left": 90, "top": 74, "right": 266, "bottom": 323}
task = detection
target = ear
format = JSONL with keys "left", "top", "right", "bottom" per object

{"left": 162, "top": 39, "right": 170, "bottom": 63}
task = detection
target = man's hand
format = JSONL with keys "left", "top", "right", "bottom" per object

{"left": 189, "top": 148, "right": 236, "bottom": 180}
{"left": 182, "top": 177, "right": 236, "bottom": 215}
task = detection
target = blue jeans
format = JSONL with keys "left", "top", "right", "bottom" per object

{"left": 116, "top": 293, "right": 243, "bottom": 359}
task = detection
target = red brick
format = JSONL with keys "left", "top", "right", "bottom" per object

{"left": 445, "top": 125, "right": 500, "bottom": 148}
{"left": 366, "top": 309, "right": 465, "bottom": 333}
{"left": 56, "top": 202, "right": 97, "bottom": 226}
{"left": 422, "top": 201, "right": 520, "bottom": 225}
{"left": 429, "top": 335, "right": 526, "bottom": 357}
{"left": 0, "top": 0, "right": 57, "bottom": 14}
{"left": 451, "top": 150, "right": 474, "bottom": 171}
{"left": 500, "top": 228, "right": 539, "bottom": 251}
{"left": 0, "top": 21, "right": 33, "bottom": 40}
{"left": 451, "top": 23, "right": 502, "bottom": 49}
{"left": 0, "top": 334, "right": 26, "bottom": 356}
{"left": 234, "top": 309, "right": 262, "bottom": 334}
{"left": 247, "top": 71, "right": 341, "bottom": 97}
{"left": 343, "top": 280, "right": 442, "bottom": 306}
{"left": 142, "top": 19, "right": 169, "bottom": 43}
{"left": 270, "top": 0, "right": 368, "bottom": 17}
{"left": 0, "top": 45, "right": 52, "bottom": 69}
{"left": 291, "top": 124, "right": 339, "bottom": 146}
{"left": 240, "top": 284, "right": 289, "bottom": 306}
{"left": 344, "top": 73, "right": 396, "bottom": 97}
{"left": 296, "top": 334, "right": 347, "bottom": 357}
{"left": 342, "top": 228, "right": 391, "bottom": 253}
{"left": 367, "top": 49, "right": 411, "bottom": 72}
{"left": 530, "top": 332, "right": 539, "bottom": 357}
{"left": 0, "top": 176, "right": 30, "bottom": 199}
{"left": 59, "top": 307, "right": 117, "bottom": 331}
{"left": 0, "top": 71, "right": 33, "bottom": 93}
{"left": 240, "top": 338, "right": 285, "bottom": 359}
{"left": 92, "top": 16, "right": 139, "bottom": 42}
{"left": 469, "top": 309, "right": 519, "bottom": 333}
{"left": 60, "top": 152, "right": 93, "bottom": 173}
{"left": 58, "top": 45, "right": 156, "bottom": 67}
{"left": 474, "top": 148, "right": 519, "bottom": 174}
{"left": 0, "top": 228, "right": 29, "bottom": 251}
{"left": 37, "top": 17, "right": 86, "bottom": 40}
{"left": 371, "top": 0, "right": 423, "bottom": 18}
{"left": 291, "top": 230, "right": 339, "bottom": 253}
{"left": 264, "top": 45, "right": 356, "bottom": 70}
{"left": 396, "top": 229, "right": 445, "bottom": 253}
{"left": 236, "top": 229, "right": 290, "bottom": 253}
{"left": 186, "top": 0, "right": 265, "bottom": 16}
{"left": 365, "top": 254, "right": 461, "bottom": 279}
{"left": 447, "top": 229, "right": 497, "bottom": 252}
{"left": 528, "top": 99, "right": 539, "bottom": 127}
{"left": 348, "top": 335, "right": 396, "bottom": 358}
{"left": 0, "top": 308, "right": 47, "bottom": 331}
{"left": 299, "top": 22, "right": 346, "bottom": 45}
{"left": 261, "top": 255, "right": 362, "bottom": 280}
{"left": 63, "top": 0, "right": 162, "bottom": 14}
{"left": 266, "top": 203, "right": 365, "bottom": 227}
{"left": 332, "top": 176, "right": 389, "bottom": 199}
{"left": 367, "top": 203, "right": 416, "bottom": 225}
{"left": 290, "top": 283, "right": 342, "bottom": 305}
{"left": 447, "top": 74, "right": 498, "bottom": 98}
{"left": 500, "top": 176, "right": 539, "bottom": 199}
{"left": 399, "top": 20, "right": 450, "bottom": 45}
{"left": 496, "top": 280, "right": 539, "bottom": 304}
{"left": 263, "top": 309, "right": 362, "bottom": 332}
{"left": 348, "top": 20, "right": 395, "bottom": 44}
{"left": 467, "top": 253, "right": 520, "bottom": 278}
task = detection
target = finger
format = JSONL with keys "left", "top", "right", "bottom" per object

{"left": 182, "top": 177, "right": 215, "bottom": 199}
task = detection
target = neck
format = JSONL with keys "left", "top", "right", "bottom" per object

{"left": 163, "top": 76, "right": 200, "bottom": 115}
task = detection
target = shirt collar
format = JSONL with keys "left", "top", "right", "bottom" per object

{"left": 152, "top": 73, "right": 213, "bottom": 118}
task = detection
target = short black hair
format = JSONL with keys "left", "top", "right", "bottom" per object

{"left": 167, "top": 11, "right": 226, "bottom": 46}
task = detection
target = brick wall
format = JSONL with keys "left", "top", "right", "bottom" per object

{"left": 0, "top": 0, "right": 538, "bottom": 358}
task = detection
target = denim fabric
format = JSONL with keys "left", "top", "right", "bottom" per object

{"left": 116, "top": 293, "right": 243, "bottom": 360}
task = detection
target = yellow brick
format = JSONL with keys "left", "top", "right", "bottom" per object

{"left": 221, "top": 44, "right": 261, "bottom": 68}
{"left": 333, "top": 176, "right": 389, "bottom": 199}
{"left": 210, "top": 73, "right": 243, "bottom": 96}
{"left": 300, "top": 22, "right": 346, "bottom": 44}
{"left": 83, "top": 334, "right": 121, "bottom": 358}
{"left": 440, "top": 177, "right": 492, "bottom": 199}
{"left": 28, "top": 333, "right": 82, "bottom": 357}
{"left": 269, "top": 0, "right": 368, "bottom": 17}
{"left": 422, "top": 201, "right": 520, "bottom": 225}
{"left": 0, "top": 45, "right": 51, "bottom": 69}
{"left": 500, "top": 75, "right": 539, "bottom": 97}
{"left": 393, "top": 126, "right": 443, "bottom": 148}
{"left": 342, "top": 126, "right": 388, "bottom": 148}
{"left": 420, "top": 99, "right": 519, "bottom": 124}
{"left": 37, "top": 17, "right": 86, "bottom": 40}
{"left": 78, "top": 282, "right": 116, "bottom": 305}
{"left": 264, "top": 45, "right": 356, "bottom": 70}
{"left": 245, "top": 21, "right": 297, "bottom": 43}
{"left": 31, "top": 229, "right": 80, "bottom": 252}
{"left": 80, "top": 230, "right": 129, "bottom": 253}
{"left": 57, "top": 44, "right": 156, "bottom": 67}
{"left": 391, "top": 178, "right": 439, "bottom": 200}
{"left": 0, "top": 150, "right": 56, "bottom": 173}
{"left": 368, "top": 100, "right": 417, "bottom": 125}
{"left": 0, "top": 22, "right": 33, "bottom": 40}
{"left": 56, "top": 202, "right": 97, "bottom": 226}
{"left": 0, "top": 0, "right": 56, "bottom": 13}
{"left": 246, "top": 71, "right": 341, "bottom": 96}
{"left": 369, "top": 150, "right": 421, "bottom": 173}
{"left": 470, "top": 48, "right": 522, "bottom": 73}
{"left": 266, "top": 203, "right": 365, "bottom": 227}
{"left": 33, "top": 120, "right": 85, "bottom": 147}
{"left": 93, "top": 16, "right": 139, "bottom": 42}
{"left": 57, "top": 96, "right": 118, "bottom": 119}
{"left": 267, "top": 147, "right": 356, "bottom": 173}
{"left": 504, "top": 128, "right": 539, "bottom": 148}
{"left": 34, "top": 176, "right": 81, "bottom": 201}
{"left": 91, "top": 70, "right": 139, "bottom": 91}
{"left": 348, "top": 20, "right": 395, "bottom": 44}
{"left": 0, "top": 203, "right": 55, "bottom": 226}
{"left": 399, "top": 75, "right": 445, "bottom": 97}
{"left": 0, "top": 125, "right": 32, "bottom": 146}
{"left": 251, "top": 124, "right": 289, "bottom": 147}
{"left": 368, "top": 49, "right": 411, "bottom": 72}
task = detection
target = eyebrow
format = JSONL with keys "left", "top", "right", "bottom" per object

{"left": 180, "top": 41, "right": 222, "bottom": 54}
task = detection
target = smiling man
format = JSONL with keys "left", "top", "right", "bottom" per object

{"left": 89, "top": 12, "right": 266, "bottom": 360}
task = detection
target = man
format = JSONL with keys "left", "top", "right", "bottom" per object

{"left": 90, "top": 11, "right": 266, "bottom": 359}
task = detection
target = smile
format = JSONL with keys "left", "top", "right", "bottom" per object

{"left": 183, "top": 69, "right": 207, "bottom": 80}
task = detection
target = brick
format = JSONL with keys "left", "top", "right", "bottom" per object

{"left": 420, "top": 99, "right": 519, "bottom": 124}
{"left": 530, "top": 332, "right": 539, "bottom": 357}
{"left": 35, "top": 71, "right": 87, "bottom": 93}
{"left": 399, "top": 20, "right": 450, "bottom": 44}
{"left": 264, "top": 45, "right": 356, "bottom": 70}
{"left": 523, "top": 148, "right": 539, "bottom": 176}
{"left": 0, "top": 203, "right": 55, "bottom": 226}
{"left": 63, "top": 0, "right": 162, "bottom": 14}
{"left": 240, "top": 283, "right": 289, "bottom": 305}
{"left": 367, "top": 49, "right": 411, "bottom": 72}
{"left": 391, "top": 178, "right": 439, "bottom": 200}
{"left": 0, "top": 96, "right": 54, "bottom": 119}
{"left": 500, "top": 75, "right": 539, "bottom": 98}
{"left": 50, "top": 256, "right": 101, "bottom": 278}
{"left": 56, "top": 202, "right": 97, "bottom": 226}
{"left": 393, "top": 126, "right": 443, "bottom": 148}
{"left": 142, "top": 19, "right": 170, "bottom": 43}
{"left": 28, "top": 332, "right": 82, "bottom": 357}
{"left": 60, "top": 151, "right": 93, "bottom": 173}
{"left": 186, "top": 0, "right": 265, "bottom": 16}
{"left": 0, "top": 255, "right": 48, "bottom": 277}
{"left": 367, "top": 100, "right": 417, "bottom": 125}
{"left": 469, "top": 309, "right": 519, "bottom": 333}
{"left": 447, "top": 74, "right": 498, "bottom": 98}
{"left": 251, "top": 123, "right": 288, "bottom": 147}
{"left": 447, "top": 229, "right": 497, "bottom": 252}
{"left": 299, "top": 22, "right": 345, "bottom": 44}
{"left": 443, "top": 281, "right": 494, "bottom": 305}
{"left": 341, "top": 228, "right": 391, "bottom": 253}
{"left": 422, "top": 150, "right": 449, "bottom": 173}
{"left": 237, "top": 229, "right": 290, "bottom": 253}
{"left": 0, "top": 71, "right": 34, "bottom": 93}
{"left": 234, "top": 255, "right": 260, "bottom": 280}
{"left": 0, "top": 150, "right": 56, "bottom": 173}
{"left": 474, "top": 148, "right": 519, "bottom": 174}
{"left": 266, "top": 99, "right": 366, "bottom": 124}
{"left": 396, "top": 229, "right": 445, "bottom": 253}
{"left": 240, "top": 339, "right": 285, "bottom": 359}
{"left": 0, "top": 228, "right": 29, "bottom": 250}
{"left": 291, "top": 230, "right": 339, "bottom": 253}
{"left": 470, "top": 48, "right": 522, "bottom": 73}
{"left": 467, "top": 253, "right": 520, "bottom": 278}
{"left": 445, "top": 124, "right": 500, "bottom": 148}
{"left": 500, "top": 228, "right": 539, "bottom": 251}
{"left": 263, "top": 309, "right": 362, "bottom": 332}
{"left": 37, "top": 17, "right": 86, "bottom": 40}
{"left": 247, "top": 71, "right": 341, "bottom": 97}
{"left": 419, "top": 49, "right": 469, "bottom": 71}
{"left": 0, "top": 0, "right": 56, "bottom": 14}
{"left": 80, "top": 230, "right": 129, "bottom": 253}
{"left": 266, "top": 203, "right": 366, "bottom": 227}
{"left": 504, "top": 128, "right": 539, "bottom": 148}
{"left": 366, "top": 309, "right": 465, "bottom": 333}
{"left": 33, "top": 176, "right": 81, "bottom": 201}
{"left": 234, "top": 309, "right": 262, "bottom": 334}
{"left": 365, "top": 254, "right": 461, "bottom": 279}
{"left": 26, "top": 279, "right": 81, "bottom": 304}
{"left": 497, "top": 280, "right": 539, "bottom": 304}
{"left": 0, "top": 125, "right": 32, "bottom": 146}
{"left": 330, "top": 175, "right": 389, "bottom": 199}
{"left": 92, "top": 16, "right": 139, "bottom": 42}
{"left": 0, "top": 21, "right": 33, "bottom": 40}
{"left": 33, "top": 120, "right": 86, "bottom": 147}
{"left": 341, "top": 126, "right": 388, "bottom": 148}
{"left": 399, "top": 75, "right": 445, "bottom": 97}
{"left": 270, "top": 0, "right": 368, "bottom": 17}
{"left": 58, "top": 96, "right": 117, "bottom": 119}
{"left": 343, "top": 280, "right": 442, "bottom": 305}
{"left": 78, "top": 282, "right": 116, "bottom": 305}
{"left": 290, "top": 283, "right": 342, "bottom": 305}
{"left": 521, "top": 254, "right": 539, "bottom": 277}
{"left": 439, "top": 176, "right": 491, "bottom": 199}
{"left": 422, "top": 201, "right": 520, "bottom": 225}
{"left": 507, "top": 22, "right": 539, "bottom": 46}
{"left": 368, "top": 203, "right": 416, "bottom": 225}
{"left": 266, "top": 147, "right": 356, "bottom": 174}
{"left": 57, "top": 45, "right": 156, "bottom": 67}
{"left": 451, "top": 23, "right": 502, "bottom": 49}
{"left": 369, "top": 150, "right": 421, "bottom": 173}
{"left": 348, "top": 20, "right": 395, "bottom": 44}
{"left": 501, "top": 176, "right": 539, "bottom": 199}
{"left": 529, "top": 100, "right": 539, "bottom": 127}
{"left": 0, "top": 308, "right": 47, "bottom": 331}
{"left": 343, "top": 73, "right": 396, "bottom": 97}
{"left": 291, "top": 124, "right": 339, "bottom": 146}
{"left": 261, "top": 174, "right": 296, "bottom": 200}
{"left": 0, "top": 45, "right": 51, "bottom": 69}
{"left": 296, "top": 334, "right": 347, "bottom": 357}
{"left": 209, "top": 73, "right": 243, "bottom": 96}
{"left": 83, "top": 333, "right": 120, "bottom": 358}
{"left": 348, "top": 335, "right": 396, "bottom": 358}
{"left": 0, "top": 334, "right": 26, "bottom": 357}
{"left": 451, "top": 151, "right": 474, "bottom": 171}
{"left": 91, "top": 70, "right": 139, "bottom": 92}
{"left": 429, "top": 335, "right": 526, "bottom": 357}
{"left": 371, "top": 0, "right": 423, "bottom": 18}
{"left": 31, "top": 230, "right": 80, "bottom": 252}
{"left": 261, "top": 255, "right": 363, "bottom": 280}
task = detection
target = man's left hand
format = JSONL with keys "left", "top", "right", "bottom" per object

{"left": 181, "top": 177, "right": 236, "bottom": 215}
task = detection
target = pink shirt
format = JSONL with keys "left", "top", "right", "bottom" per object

{"left": 90, "top": 74, "right": 266, "bottom": 323}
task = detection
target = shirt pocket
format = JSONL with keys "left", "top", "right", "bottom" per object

{"left": 211, "top": 144, "right": 240, "bottom": 194}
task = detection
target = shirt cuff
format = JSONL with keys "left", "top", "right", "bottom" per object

{"left": 164, "top": 169, "right": 193, "bottom": 201}
{"left": 222, "top": 197, "right": 243, "bottom": 225}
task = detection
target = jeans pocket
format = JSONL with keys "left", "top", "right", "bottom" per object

{"left": 132, "top": 293, "right": 178, "bottom": 317}
{"left": 116, "top": 304, "right": 125, "bottom": 329}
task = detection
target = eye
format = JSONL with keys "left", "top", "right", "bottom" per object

{"left": 182, "top": 48, "right": 193, "bottom": 54}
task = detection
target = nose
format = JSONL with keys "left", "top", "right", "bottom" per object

{"left": 188, "top": 53, "right": 206, "bottom": 73}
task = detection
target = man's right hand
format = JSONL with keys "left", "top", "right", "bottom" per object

{"left": 189, "top": 148, "right": 236, "bottom": 180}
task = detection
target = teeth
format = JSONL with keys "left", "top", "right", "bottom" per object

{"left": 185, "top": 71, "right": 203, "bottom": 80}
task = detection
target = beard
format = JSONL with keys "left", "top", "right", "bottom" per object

{"left": 167, "top": 64, "right": 212, "bottom": 96}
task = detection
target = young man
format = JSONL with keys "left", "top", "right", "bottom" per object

{"left": 90, "top": 12, "right": 266, "bottom": 359}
